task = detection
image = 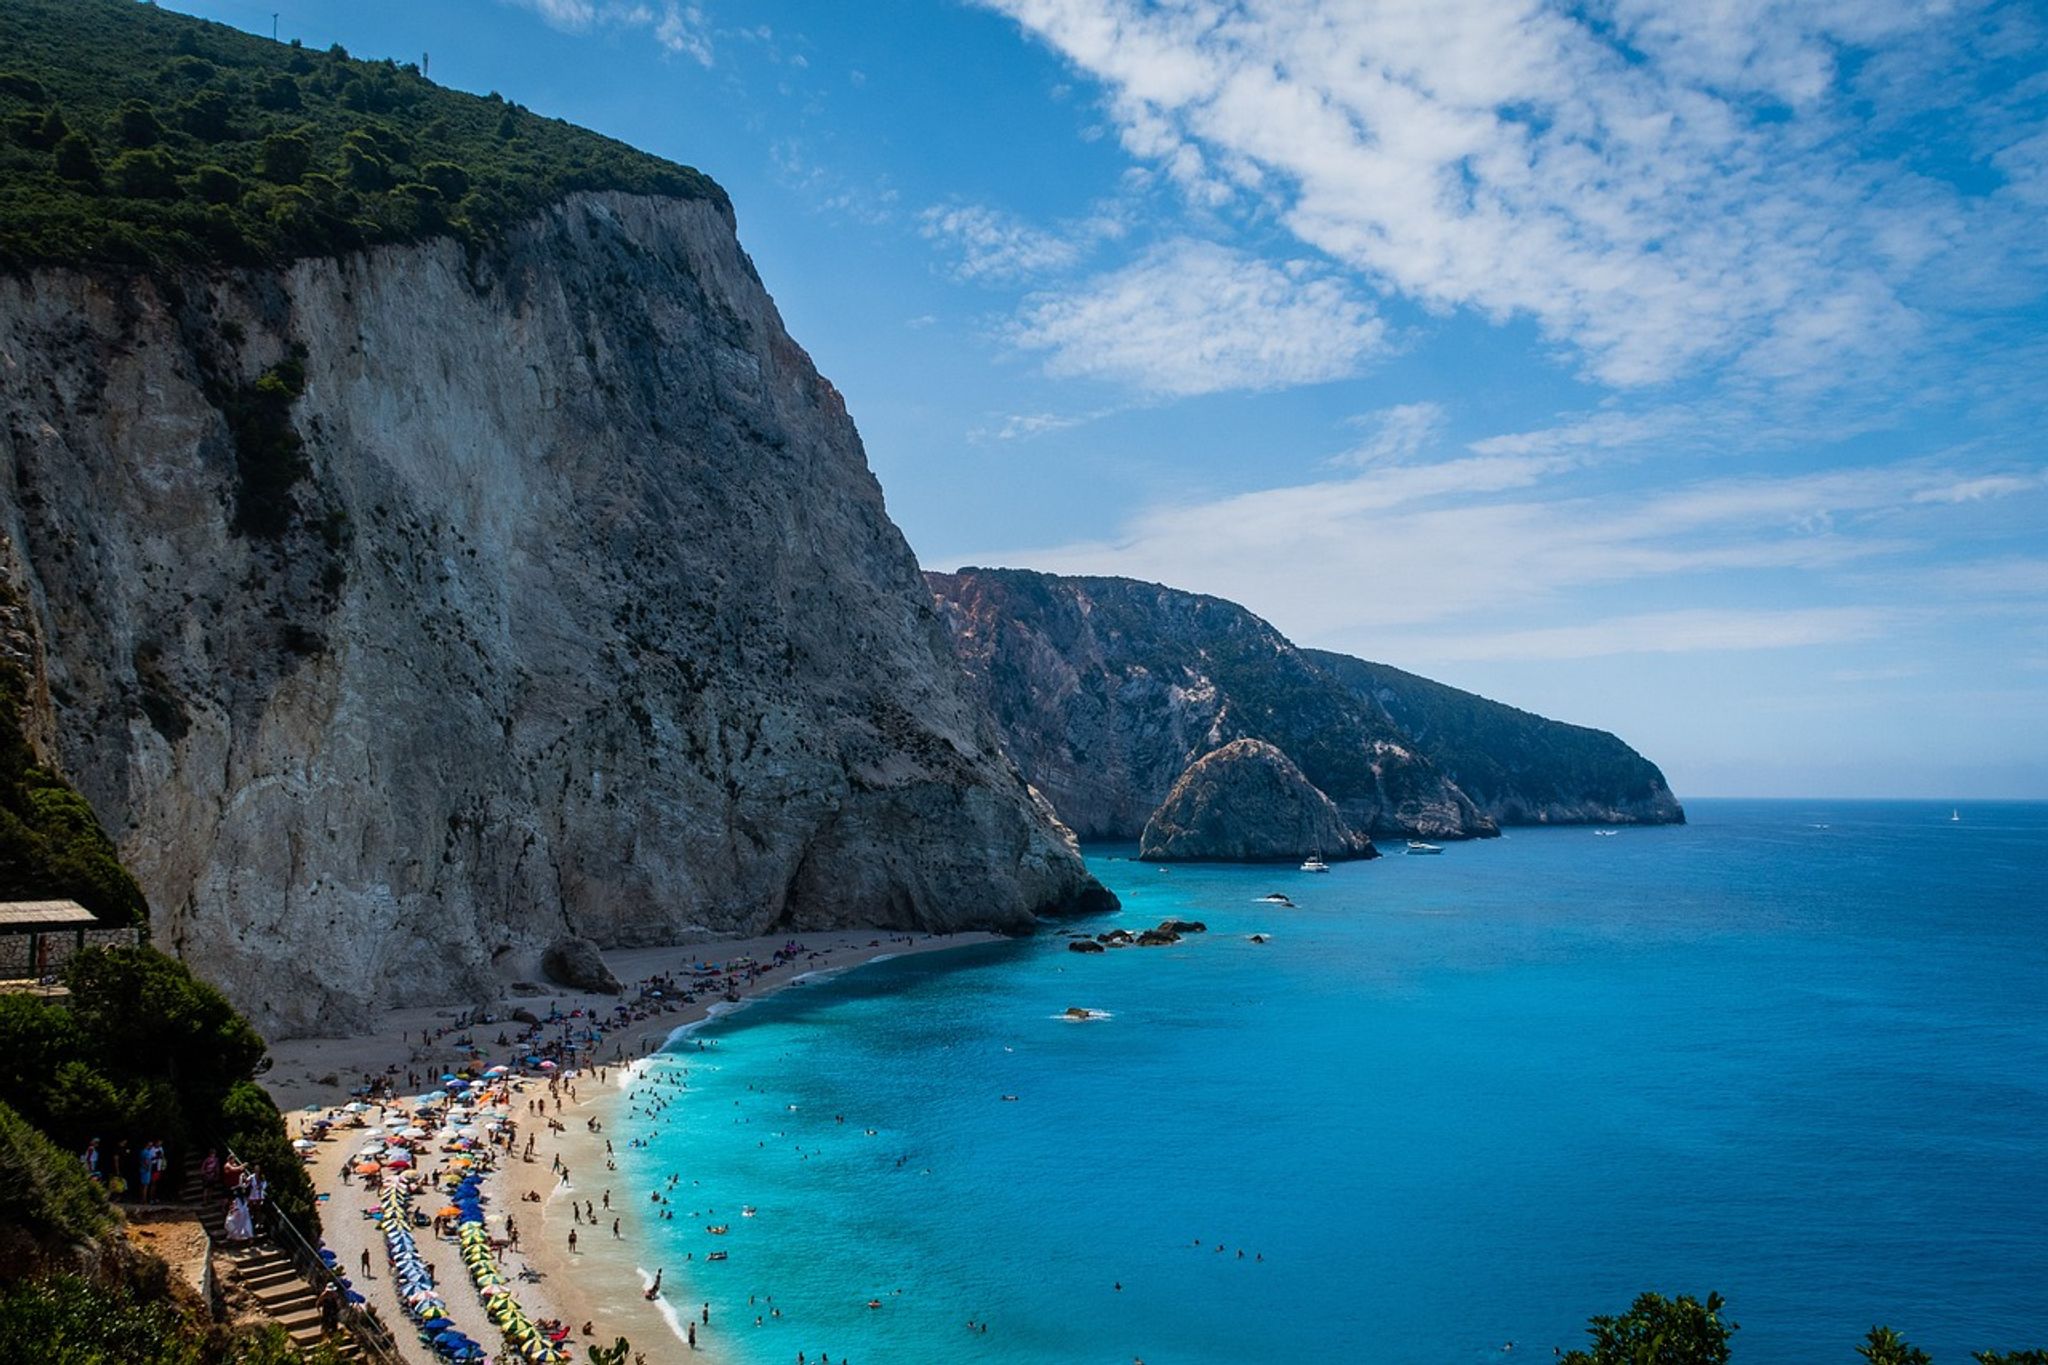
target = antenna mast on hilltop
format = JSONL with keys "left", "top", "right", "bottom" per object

{"left": 424, "top": 52, "right": 431, "bottom": 75}
{"left": 271, "top": 12, "right": 278, "bottom": 41}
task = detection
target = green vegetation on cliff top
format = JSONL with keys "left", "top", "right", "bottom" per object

{"left": 0, "top": 0, "right": 723, "bottom": 271}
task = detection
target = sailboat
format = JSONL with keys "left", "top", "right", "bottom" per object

{"left": 1951, "top": 808, "right": 1961, "bottom": 822}
{"left": 1299, "top": 851, "right": 1330, "bottom": 873}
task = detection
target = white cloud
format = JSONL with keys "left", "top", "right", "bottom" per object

{"left": 919, "top": 204, "right": 1084, "bottom": 283}
{"left": 1010, "top": 239, "right": 1385, "bottom": 396}
{"left": 978, "top": 0, "right": 2023, "bottom": 390}
{"left": 1911, "top": 473, "right": 2047, "bottom": 504}
{"left": 943, "top": 452, "right": 2035, "bottom": 644}
{"left": 500, "top": 0, "right": 712, "bottom": 64}
{"left": 1405, "top": 607, "right": 1894, "bottom": 662}
{"left": 1338, "top": 402, "right": 1447, "bottom": 466}
{"left": 969, "top": 411, "right": 1100, "bottom": 442}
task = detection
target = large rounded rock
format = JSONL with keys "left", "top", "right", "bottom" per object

{"left": 1139, "top": 739, "right": 1377, "bottom": 863}
{"left": 541, "top": 935, "right": 623, "bottom": 995}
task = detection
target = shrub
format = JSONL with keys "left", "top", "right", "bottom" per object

{"left": 112, "top": 98, "right": 160, "bottom": 147}
{"left": 109, "top": 148, "right": 180, "bottom": 200}
{"left": 52, "top": 132, "right": 99, "bottom": 182}
{"left": 258, "top": 130, "right": 310, "bottom": 183}
{"left": 193, "top": 163, "right": 242, "bottom": 205}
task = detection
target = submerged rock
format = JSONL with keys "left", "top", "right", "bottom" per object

{"left": 1067, "top": 938, "right": 1106, "bottom": 954}
{"left": 1139, "top": 740, "right": 1377, "bottom": 863}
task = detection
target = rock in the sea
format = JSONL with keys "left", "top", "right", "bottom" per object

{"left": 1067, "top": 938, "right": 1107, "bottom": 954}
{"left": 1135, "top": 928, "right": 1181, "bottom": 946}
{"left": 541, "top": 936, "right": 622, "bottom": 995}
{"left": 1158, "top": 918, "right": 1207, "bottom": 934}
{"left": 1097, "top": 929, "right": 1136, "bottom": 946}
{"left": 1139, "top": 740, "right": 1377, "bottom": 863}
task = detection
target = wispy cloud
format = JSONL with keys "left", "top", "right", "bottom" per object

{"left": 1406, "top": 608, "right": 1896, "bottom": 662}
{"left": 942, "top": 450, "right": 2045, "bottom": 647}
{"left": 500, "top": 0, "right": 713, "bottom": 64}
{"left": 1009, "top": 239, "right": 1385, "bottom": 396}
{"left": 979, "top": 0, "right": 2040, "bottom": 393}
{"left": 968, "top": 410, "right": 1106, "bottom": 442}
{"left": 1337, "top": 402, "right": 1447, "bottom": 466}
{"left": 919, "top": 204, "right": 1085, "bottom": 283}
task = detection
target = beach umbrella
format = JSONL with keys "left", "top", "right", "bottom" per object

{"left": 538, "top": 1060, "right": 557, "bottom": 1069}
{"left": 385, "top": 1153, "right": 414, "bottom": 1169}
{"left": 292, "top": 1138, "right": 316, "bottom": 1150}
{"left": 437, "top": 1204, "right": 463, "bottom": 1218}
{"left": 354, "top": 1161, "right": 382, "bottom": 1175}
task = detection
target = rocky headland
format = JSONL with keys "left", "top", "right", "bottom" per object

{"left": 928, "top": 568, "right": 1683, "bottom": 852}
{"left": 927, "top": 568, "right": 1491, "bottom": 843}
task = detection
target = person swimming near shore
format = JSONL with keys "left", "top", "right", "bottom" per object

{"left": 644, "top": 1268, "right": 663, "bottom": 1300}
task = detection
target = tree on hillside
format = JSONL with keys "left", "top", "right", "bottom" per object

{"left": 1862, "top": 1328, "right": 1934, "bottom": 1365}
{"left": 1560, "top": 1291, "right": 1736, "bottom": 1365}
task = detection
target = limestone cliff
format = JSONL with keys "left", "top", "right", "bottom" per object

{"left": 1139, "top": 740, "right": 1376, "bottom": 863}
{"left": 1304, "top": 652, "right": 1684, "bottom": 826}
{"left": 927, "top": 569, "right": 1494, "bottom": 842}
{"left": 0, "top": 192, "right": 1107, "bottom": 1037}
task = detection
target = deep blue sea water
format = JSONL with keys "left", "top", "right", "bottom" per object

{"left": 617, "top": 800, "right": 2047, "bottom": 1364}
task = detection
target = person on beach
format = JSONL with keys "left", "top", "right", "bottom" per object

{"left": 645, "top": 1269, "right": 662, "bottom": 1300}
{"left": 568, "top": 1228, "right": 578, "bottom": 1253}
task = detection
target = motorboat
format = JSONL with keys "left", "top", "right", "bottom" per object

{"left": 1405, "top": 840, "right": 1443, "bottom": 855}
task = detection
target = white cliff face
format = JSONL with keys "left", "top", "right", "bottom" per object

{"left": 0, "top": 192, "right": 1102, "bottom": 1037}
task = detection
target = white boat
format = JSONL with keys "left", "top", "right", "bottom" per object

{"left": 1405, "top": 840, "right": 1443, "bottom": 855}
{"left": 1594, "top": 829, "right": 1619, "bottom": 837}
{"left": 1951, "top": 808, "right": 1961, "bottom": 822}
{"left": 1299, "top": 853, "right": 1330, "bottom": 873}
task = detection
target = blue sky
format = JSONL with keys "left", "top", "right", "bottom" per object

{"left": 167, "top": 0, "right": 2048, "bottom": 799}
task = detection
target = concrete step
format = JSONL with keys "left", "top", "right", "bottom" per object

{"left": 238, "top": 1263, "right": 300, "bottom": 1285}
{"left": 250, "top": 1283, "right": 313, "bottom": 1309}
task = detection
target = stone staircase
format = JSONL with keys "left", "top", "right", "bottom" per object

{"left": 183, "top": 1171, "right": 365, "bottom": 1361}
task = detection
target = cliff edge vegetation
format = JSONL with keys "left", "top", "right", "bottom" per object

{"left": 0, "top": 0, "right": 721, "bottom": 271}
{"left": 0, "top": 605, "right": 146, "bottom": 925}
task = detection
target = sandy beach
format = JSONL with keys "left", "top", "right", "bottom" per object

{"left": 270, "top": 929, "right": 1003, "bottom": 1364}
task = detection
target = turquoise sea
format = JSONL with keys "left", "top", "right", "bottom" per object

{"left": 617, "top": 800, "right": 2048, "bottom": 1363}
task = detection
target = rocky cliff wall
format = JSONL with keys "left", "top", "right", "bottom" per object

{"left": 0, "top": 192, "right": 1105, "bottom": 1037}
{"left": 927, "top": 569, "right": 1493, "bottom": 841}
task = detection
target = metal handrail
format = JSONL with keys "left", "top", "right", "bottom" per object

{"left": 214, "top": 1138, "right": 409, "bottom": 1365}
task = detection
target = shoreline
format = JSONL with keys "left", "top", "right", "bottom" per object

{"left": 270, "top": 929, "right": 1004, "bottom": 1365}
